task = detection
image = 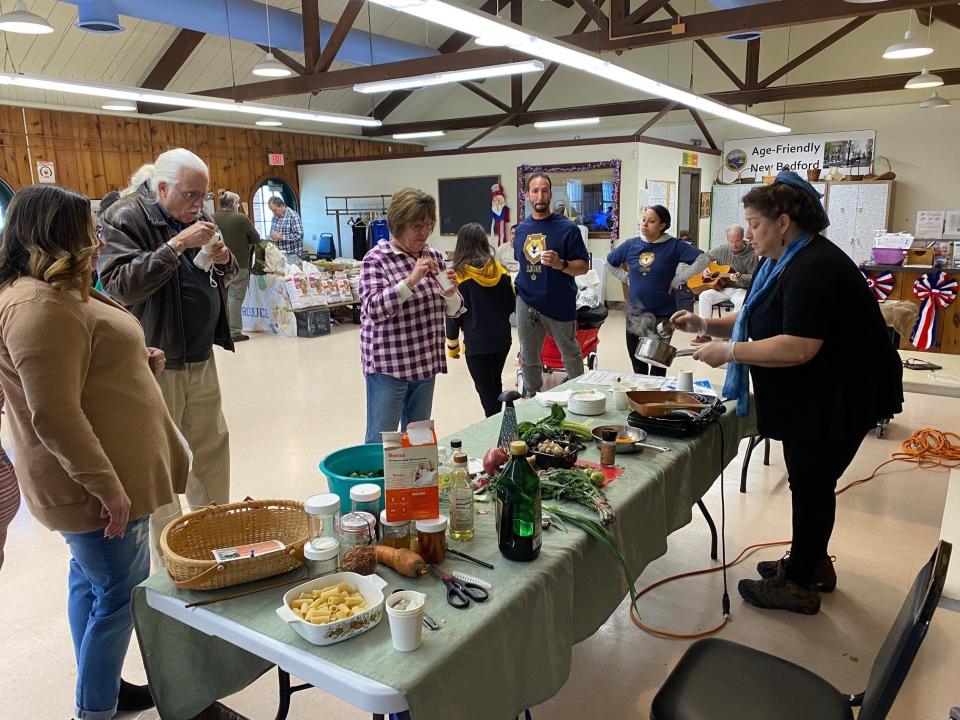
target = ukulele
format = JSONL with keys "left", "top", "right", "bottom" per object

{"left": 686, "top": 261, "right": 736, "bottom": 295}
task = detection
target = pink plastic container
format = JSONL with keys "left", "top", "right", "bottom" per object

{"left": 871, "top": 248, "right": 907, "bottom": 265}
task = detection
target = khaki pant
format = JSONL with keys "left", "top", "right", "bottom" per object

{"left": 516, "top": 295, "right": 584, "bottom": 395}
{"left": 150, "top": 354, "right": 231, "bottom": 568}
{"left": 228, "top": 268, "right": 250, "bottom": 336}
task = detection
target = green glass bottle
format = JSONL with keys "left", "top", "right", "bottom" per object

{"left": 495, "top": 440, "right": 542, "bottom": 561}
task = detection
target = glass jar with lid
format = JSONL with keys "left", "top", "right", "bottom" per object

{"left": 304, "top": 493, "right": 341, "bottom": 555}
{"left": 350, "top": 483, "right": 383, "bottom": 519}
{"left": 416, "top": 515, "right": 448, "bottom": 564}
{"left": 338, "top": 511, "right": 378, "bottom": 574}
{"left": 380, "top": 509, "right": 411, "bottom": 549}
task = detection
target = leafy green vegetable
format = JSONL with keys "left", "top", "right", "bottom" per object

{"left": 543, "top": 503, "right": 637, "bottom": 605}
{"left": 538, "top": 468, "right": 614, "bottom": 525}
{"left": 518, "top": 404, "right": 593, "bottom": 443}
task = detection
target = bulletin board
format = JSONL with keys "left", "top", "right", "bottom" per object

{"left": 644, "top": 179, "right": 677, "bottom": 229}
{"left": 438, "top": 175, "right": 500, "bottom": 235}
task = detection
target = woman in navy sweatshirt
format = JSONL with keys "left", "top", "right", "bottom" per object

{"left": 445, "top": 223, "right": 516, "bottom": 416}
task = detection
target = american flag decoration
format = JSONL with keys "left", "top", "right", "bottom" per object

{"left": 910, "top": 271, "right": 958, "bottom": 350}
{"left": 860, "top": 267, "right": 895, "bottom": 302}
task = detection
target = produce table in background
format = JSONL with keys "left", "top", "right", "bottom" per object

{"left": 132, "top": 382, "right": 757, "bottom": 720}
{"left": 241, "top": 273, "right": 360, "bottom": 337}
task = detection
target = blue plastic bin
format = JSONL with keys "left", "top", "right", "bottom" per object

{"left": 319, "top": 443, "right": 385, "bottom": 515}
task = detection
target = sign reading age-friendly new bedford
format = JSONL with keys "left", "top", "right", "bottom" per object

{"left": 720, "top": 130, "right": 877, "bottom": 183}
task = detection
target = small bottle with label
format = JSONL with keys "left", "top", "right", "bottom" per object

{"left": 438, "top": 438, "right": 462, "bottom": 507}
{"left": 448, "top": 452, "right": 475, "bottom": 542}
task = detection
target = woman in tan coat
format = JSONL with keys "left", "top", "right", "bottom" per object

{"left": 0, "top": 185, "right": 189, "bottom": 720}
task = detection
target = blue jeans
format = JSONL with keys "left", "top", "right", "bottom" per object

{"left": 364, "top": 374, "right": 436, "bottom": 443}
{"left": 61, "top": 516, "right": 150, "bottom": 720}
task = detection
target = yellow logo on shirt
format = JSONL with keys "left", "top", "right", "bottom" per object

{"left": 523, "top": 233, "right": 546, "bottom": 281}
{"left": 638, "top": 251, "right": 655, "bottom": 275}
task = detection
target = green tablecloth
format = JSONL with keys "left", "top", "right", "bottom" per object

{"left": 133, "top": 390, "right": 757, "bottom": 720}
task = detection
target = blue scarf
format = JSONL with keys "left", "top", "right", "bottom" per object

{"left": 722, "top": 233, "right": 813, "bottom": 416}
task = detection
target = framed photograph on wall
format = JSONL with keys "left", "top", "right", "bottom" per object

{"left": 699, "top": 192, "right": 712, "bottom": 219}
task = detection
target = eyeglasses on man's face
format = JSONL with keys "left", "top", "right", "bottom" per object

{"left": 176, "top": 188, "right": 214, "bottom": 204}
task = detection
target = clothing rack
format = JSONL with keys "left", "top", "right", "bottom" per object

{"left": 325, "top": 195, "right": 390, "bottom": 257}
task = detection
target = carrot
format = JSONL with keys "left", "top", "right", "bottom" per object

{"left": 375, "top": 546, "right": 428, "bottom": 577}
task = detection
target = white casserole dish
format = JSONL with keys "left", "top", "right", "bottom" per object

{"left": 276, "top": 572, "right": 387, "bottom": 646}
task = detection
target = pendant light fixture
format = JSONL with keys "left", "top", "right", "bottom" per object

{"left": 918, "top": 92, "right": 950, "bottom": 109}
{"left": 0, "top": 1, "right": 54, "bottom": 34}
{"left": 905, "top": 11, "right": 941, "bottom": 88}
{"left": 252, "top": 0, "right": 292, "bottom": 77}
{"left": 883, "top": 12, "right": 933, "bottom": 60}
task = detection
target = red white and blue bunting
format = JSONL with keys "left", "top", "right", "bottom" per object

{"left": 910, "top": 271, "right": 958, "bottom": 350}
{"left": 860, "top": 267, "right": 895, "bottom": 301}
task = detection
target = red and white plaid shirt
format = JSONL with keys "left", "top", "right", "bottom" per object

{"left": 360, "top": 240, "right": 465, "bottom": 382}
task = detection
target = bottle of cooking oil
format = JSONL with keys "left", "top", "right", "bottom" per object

{"left": 438, "top": 438, "right": 462, "bottom": 507}
{"left": 448, "top": 452, "right": 475, "bottom": 541}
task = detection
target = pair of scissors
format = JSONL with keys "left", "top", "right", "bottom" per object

{"left": 428, "top": 565, "right": 489, "bottom": 609}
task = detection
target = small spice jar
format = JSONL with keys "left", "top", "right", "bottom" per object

{"left": 304, "top": 493, "right": 341, "bottom": 555}
{"left": 600, "top": 428, "right": 617, "bottom": 467}
{"left": 380, "top": 509, "right": 411, "bottom": 549}
{"left": 416, "top": 516, "right": 448, "bottom": 564}
{"left": 337, "top": 511, "right": 378, "bottom": 575}
{"left": 350, "top": 483, "right": 383, "bottom": 519}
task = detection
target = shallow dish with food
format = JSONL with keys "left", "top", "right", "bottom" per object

{"left": 591, "top": 425, "right": 670, "bottom": 454}
{"left": 276, "top": 572, "right": 387, "bottom": 646}
{"left": 531, "top": 439, "right": 585, "bottom": 468}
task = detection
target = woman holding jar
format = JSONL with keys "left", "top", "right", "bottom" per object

{"left": 360, "top": 187, "right": 465, "bottom": 443}
{"left": 670, "top": 171, "right": 902, "bottom": 615}
{"left": 0, "top": 184, "right": 190, "bottom": 717}
{"left": 606, "top": 205, "right": 706, "bottom": 375}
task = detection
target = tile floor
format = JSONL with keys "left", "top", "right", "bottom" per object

{"left": 1, "top": 310, "right": 957, "bottom": 720}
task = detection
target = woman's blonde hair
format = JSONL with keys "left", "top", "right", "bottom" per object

{"left": 218, "top": 189, "right": 240, "bottom": 210}
{"left": 0, "top": 185, "right": 98, "bottom": 300}
{"left": 387, "top": 187, "right": 436, "bottom": 238}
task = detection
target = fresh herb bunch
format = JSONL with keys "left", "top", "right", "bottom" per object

{"left": 517, "top": 404, "right": 593, "bottom": 444}
{"left": 544, "top": 504, "right": 637, "bottom": 605}
{"left": 538, "top": 468, "right": 615, "bottom": 525}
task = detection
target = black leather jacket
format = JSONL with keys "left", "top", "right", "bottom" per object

{"left": 99, "top": 191, "right": 238, "bottom": 369}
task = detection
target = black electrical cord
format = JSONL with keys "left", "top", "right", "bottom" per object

{"left": 715, "top": 419, "right": 731, "bottom": 618}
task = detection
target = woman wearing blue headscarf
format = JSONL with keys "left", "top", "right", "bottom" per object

{"left": 670, "top": 171, "right": 902, "bottom": 615}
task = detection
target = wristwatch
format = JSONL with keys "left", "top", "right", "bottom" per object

{"left": 561, "top": 259, "right": 569, "bottom": 270}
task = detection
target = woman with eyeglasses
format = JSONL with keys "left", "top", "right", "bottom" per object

{"left": 0, "top": 184, "right": 190, "bottom": 718}
{"left": 359, "top": 187, "right": 465, "bottom": 443}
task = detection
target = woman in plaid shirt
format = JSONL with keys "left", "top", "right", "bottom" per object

{"left": 360, "top": 188, "right": 465, "bottom": 443}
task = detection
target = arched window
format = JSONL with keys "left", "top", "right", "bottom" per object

{"left": 0, "top": 179, "right": 14, "bottom": 232}
{"left": 252, "top": 178, "right": 298, "bottom": 239}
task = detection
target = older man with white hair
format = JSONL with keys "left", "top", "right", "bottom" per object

{"left": 693, "top": 224, "right": 758, "bottom": 343}
{"left": 100, "top": 148, "right": 238, "bottom": 564}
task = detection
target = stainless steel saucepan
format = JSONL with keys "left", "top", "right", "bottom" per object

{"left": 591, "top": 425, "right": 670, "bottom": 454}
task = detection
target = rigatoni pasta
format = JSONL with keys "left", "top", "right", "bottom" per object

{"left": 289, "top": 582, "right": 369, "bottom": 624}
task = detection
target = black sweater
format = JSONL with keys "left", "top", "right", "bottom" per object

{"left": 445, "top": 262, "right": 515, "bottom": 356}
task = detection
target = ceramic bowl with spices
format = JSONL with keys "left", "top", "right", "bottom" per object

{"left": 277, "top": 572, "right": 387, "bottom": 646}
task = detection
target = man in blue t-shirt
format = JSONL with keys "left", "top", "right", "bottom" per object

{"left": 514, "top": 173, "right": 590, "bottom": 395}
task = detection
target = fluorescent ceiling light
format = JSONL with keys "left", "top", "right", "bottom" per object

{"left": 252, "top": 52, "right": 293, "bottom": 78}
{"left": 905, "top": 68, "right": 943, "bottom": 90}
{"left": 882, "top": 30, "right": 933, "bottom": 60}
{"left": 393, "top": 130, "right": 446, "bottom": 139}
{"left": 918, "top": 92, "right": 950, "bottom": 109}
{"left": 354, "top": 60, "right": 543, "bottom": 93}
{"left": 0, "top": 72, "right": 382, "bottom": 127}
{"left": 367, "top": 0, "right": 790, "bottom": 133}
{"left": 534, "top": 117, "right": 600, "bottom": 128}
{"left": 256, "top": 117, "right": 283, "bottom": 126}
{"left": 101, "top": 101, "right": 136, "bottom": 111}
{"left": 0, "top": 1, "right": 53, "bottom": 34}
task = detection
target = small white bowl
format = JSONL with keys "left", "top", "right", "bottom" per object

{"left": 276, "top": 572, "right": 387, "bottom": 646}
{"left": 568, "top": 390, "right": 607, "bottom": 416}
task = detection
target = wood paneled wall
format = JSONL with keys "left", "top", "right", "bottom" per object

{"left": 0, "top": 105, "right": 421, "bottom": 204}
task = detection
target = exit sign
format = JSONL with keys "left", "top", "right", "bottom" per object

{"left": 268, "top": 153, "right": 284, "bottom": 166}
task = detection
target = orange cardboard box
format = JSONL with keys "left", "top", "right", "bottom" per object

{"left": 382, "top": 420, "right": 439, "bottom": 522}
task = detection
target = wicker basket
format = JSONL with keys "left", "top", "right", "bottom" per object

{"left": 161, "top": 498, "right": 309, "bottom": 591}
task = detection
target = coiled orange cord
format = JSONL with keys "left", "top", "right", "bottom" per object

{"left": 629, "top": 428, "right": 960, "bottom": 639}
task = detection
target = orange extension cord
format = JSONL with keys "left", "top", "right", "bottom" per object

{"left": 628, "top": 428, "right": 960, "bottom": 640}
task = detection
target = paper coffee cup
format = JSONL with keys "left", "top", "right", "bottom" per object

{"left": 385, "top": 591, "right": 426, "bottom": 652}
{"left": 612, "top": 388, "right": 629, "bottom": 411}
{"left": 677, "top": 370, "right": 694, "bottom": 392}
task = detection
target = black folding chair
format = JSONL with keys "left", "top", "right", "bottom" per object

{"left": 651, "top": 540, "right": 952, "bottom": 720}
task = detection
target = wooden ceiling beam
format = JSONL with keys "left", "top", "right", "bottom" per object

{"left": 932, "top": 5, "right": 960, "bottom": 30}
{"left": 141, "top": 29, "right": 205, "bottom": 90}
{"left": 302, "top": 0, "right": 322, "bottom": 74}
{"left": 688, "top": 108, "right": 717, "bottom": 150}
{"left": 460, "top": 112, "right": 518, "bottom": 150}
{"left": 572, "top": 0, "right": 609, "bottom": 31}
{"left": 364, "top": 65, "right": 960, "bottom": 135}
{"left": 511, "top": 0, "right": 523, "bottom": 109}
{"left": 596, "top": 0, "right": 960, "bottom": 51}
{"left": 461, "top": 81, "right": 512, "bottom": 112}
{"left": 745, "top": 38, "right": 760, "bottom": 89}
{"left": 759, "top": 16, "right": 870, "bottom": 88}
{"left": 634, "top": 102, "right": 677, "bottom": 135}
{"left": 314, "top": 0, "right": 365, "bottom": 74}
{"left": 695, "top": 40, "right": 745, "bottom": 91}
{"left": 624, "top": 0, "right": 671, "bottom": 26}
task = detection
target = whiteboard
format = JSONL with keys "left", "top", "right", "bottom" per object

{"left": 710, "top": 182, "right": 826, "bottom": 249}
